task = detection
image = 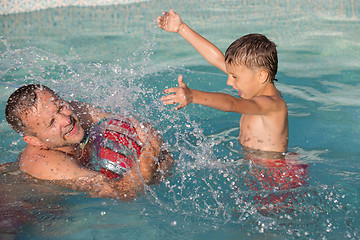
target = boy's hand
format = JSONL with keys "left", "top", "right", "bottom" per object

{"left": 157, "top": 9, "right": 183, "bottom": 33}
{"left": 161, "top": 75, "right": 192, "bottom": 110}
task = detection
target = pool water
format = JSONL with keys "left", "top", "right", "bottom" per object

{"left": 0, "top": 0, "right": 359, "bottom": 239}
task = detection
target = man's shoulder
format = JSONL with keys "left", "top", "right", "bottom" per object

{"left": 21, "top": 144, "right": 68, "bottom": 159}
{"left": 19, "top": 145, "right": 74, "bottom": 180}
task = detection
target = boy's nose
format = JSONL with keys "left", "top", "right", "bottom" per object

{"left": 226, "top": 76, "right": 234, "bottom": 86}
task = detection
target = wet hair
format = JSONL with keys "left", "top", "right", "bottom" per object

{"left": 225, "top": 33, "right": 278, "bottom": 82}
{"left": 5, "top": 84, "right": 55, "bottom": 136}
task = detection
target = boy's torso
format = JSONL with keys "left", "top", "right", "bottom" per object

{"left": 239, "top": 109, "right": 288, "bottom": 153}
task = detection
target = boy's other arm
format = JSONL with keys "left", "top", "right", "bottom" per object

{"left": 162, "top": 75, "right": 235, "bottom": 111}
{"left": 162, "top": 75, "right": 283, "bottom": 115}
{"left": 158, "top": 9, "right": 227, "bottom": 73}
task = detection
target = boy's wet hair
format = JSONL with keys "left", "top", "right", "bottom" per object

{"left": 225, "top": 33, "right": 278, "bottom": 82}
{"left": 5, "top": 84, "right": 55, "bottom": 136}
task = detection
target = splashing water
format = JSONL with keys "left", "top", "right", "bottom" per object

{"left": 1, "top": 32, "right": 358, "bottom": 240}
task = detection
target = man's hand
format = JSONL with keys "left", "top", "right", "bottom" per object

{"left": 161, "top": 75, "right": 193, "bottom": 110}
{"left": 133, "top": 119, "right": 162, "bottom": 150}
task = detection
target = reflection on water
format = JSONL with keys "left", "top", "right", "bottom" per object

{"left": 0, "top": 162, "right": 80, "bottom": 239}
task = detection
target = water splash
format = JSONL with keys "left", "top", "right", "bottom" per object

{"left": 1, "top": 14, "right": 359, "bottom": 240}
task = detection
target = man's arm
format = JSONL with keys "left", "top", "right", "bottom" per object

{"left": 158, "top": 9, "right": 227, "bottom": 73}
{"left": 69, "top": 101, "right": 173, "bottom": 183}
{"left": 20, "top": 145, "right": 158, "bottom": 200}
{"left": 69, "top": 100, "right": 110, "bottom": 131}
{"left": 72, "top": 144, "right": 159, "bottom": 200}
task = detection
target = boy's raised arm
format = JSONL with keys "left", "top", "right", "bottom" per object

{"left": 158, "top": 9, "right": 227, "bottom": 73}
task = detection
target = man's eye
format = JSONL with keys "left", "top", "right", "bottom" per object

{"left": 60, "top": 102, "right": 69, "bottom": 112}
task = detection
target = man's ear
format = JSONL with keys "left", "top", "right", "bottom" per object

{"left": 258, "top": 70, "right": 269, "bottom": 84}
{"left": 23, "top": 135, "right": 44, "bottom": 147}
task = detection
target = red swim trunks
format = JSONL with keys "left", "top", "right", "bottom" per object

{"left": 240, "top": 153, "right": 309, "bottom": 215}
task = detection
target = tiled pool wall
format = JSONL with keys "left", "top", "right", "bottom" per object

{"left": 0, "top": 0, "right": 147, "bottom": 15}
{"left": 1, "top": 0, "right": 359, "bottom": 16}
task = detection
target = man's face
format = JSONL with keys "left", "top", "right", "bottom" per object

{"left": 24, "top": 89, "right": 85, "bottom": 149}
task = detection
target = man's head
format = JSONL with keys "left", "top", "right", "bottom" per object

{"left": 225, "top": 33, "right": 278, "bottom": 83}
{"left": 5, "top": 84, "right": 85, "bottom": 149}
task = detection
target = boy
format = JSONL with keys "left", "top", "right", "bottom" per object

{"left": 158, "top": 9, "right": 288, "bottom": 157}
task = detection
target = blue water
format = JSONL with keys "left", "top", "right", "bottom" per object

{"left": 0, "top": 0, "right": 359, "bottom": 239}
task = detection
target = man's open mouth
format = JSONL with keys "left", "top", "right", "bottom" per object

{"left": 65, "top": 116, "right": 77, "bottom": 137}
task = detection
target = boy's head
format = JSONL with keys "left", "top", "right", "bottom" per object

{"left": 225, "top": 33, "right": 278, "bottom": 83}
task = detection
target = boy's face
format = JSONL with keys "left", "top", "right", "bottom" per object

{"left": 225, "top": 63, "right": 266, "bottom": 99}
{"left": 23, "top": 89, "right": 85, "bottom": 149}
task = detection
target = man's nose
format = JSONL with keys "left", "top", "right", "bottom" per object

{"left": 57, "top": 113, "right": 71, "bottom": 126}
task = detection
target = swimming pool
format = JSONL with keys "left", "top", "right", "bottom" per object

{"left": 0, "top": 0, "right": 359, "bottom": 239}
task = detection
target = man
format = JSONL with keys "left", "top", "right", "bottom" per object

{"left": 5, "top": 84, "right": 173, "bottom": 200}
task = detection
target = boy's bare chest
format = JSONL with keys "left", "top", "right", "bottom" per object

{"left": 238, "top": 113, "right": 288, "bottom": 153}
{"left": 240, "top": 115, "right": 265, "bottom": 133}
{"left": 239, "top": 115, "right": 269, "bottom": 145}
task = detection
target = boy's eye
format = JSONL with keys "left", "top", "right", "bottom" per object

{"left": 232, "top": 75, "right": 237, "bottom": 79}
{"left": 49, "top": 119, "right": 55, "bottom": 128}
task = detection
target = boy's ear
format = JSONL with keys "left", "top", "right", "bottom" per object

{"left": 258, "top": 70, "right": 269, "bottom": 84}
{"left": 23, "top": 135, "right": 44, "bottom": 147}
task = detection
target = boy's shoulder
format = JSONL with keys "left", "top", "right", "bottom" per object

{"left": 252, "top": 87, "right": 287, "bottom": 112}
{"left": 256, "top": 88, "right": 285, "bottom": 103}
